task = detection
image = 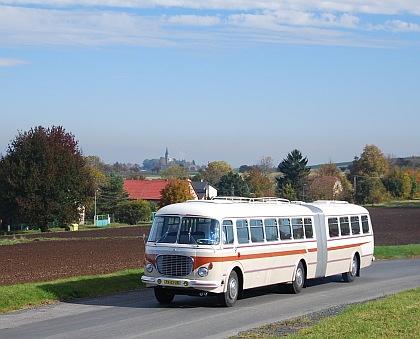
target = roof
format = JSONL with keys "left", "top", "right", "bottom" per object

{"left": 124, "top": 180, "right": 169, "bottom": 201}
{"left": 124, "top": 179, "right": 199, "bottom": 201}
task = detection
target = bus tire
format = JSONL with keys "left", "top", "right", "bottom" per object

{"left": 342, "top": 255, "right": 359, "bottom": 283}
{"left": 218, "top": 270, "right": 239, "bottom": 307}
{"left": 154, "top": 287, "right": 175, "bottom": 304}
{"left": 287, "top": 261, "right": 305, "bottom": 294}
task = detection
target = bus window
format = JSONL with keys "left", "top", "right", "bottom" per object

{"left": 351, "top": 216, "right": 360, "bottom": 235}
{"left": 250, "top": 219, "right": 264, "bottom": 243}
{"left": 236, "top": 219, "right": 249, "bottom": 244}
{"left": 361, "top": 215, "right": 370, "bottom": 233}
{"left": 279, "top": 218, "right": 291, "bottom": 240}
{"left": 328, "top": 218, "right": 339, "bottom": 238}
{"left": 148, "top": 216, "right": 180, "bottom": 243}
{"left": 340, "top": 216, "right": 350, "bottom": 236}
{"left": 292, "top": 218, "right": 304, "bottom": 239}
{"left": 304, "top": 218, "right": 313, "bottom": 238}
{"left": 264, "top": 219, "right": 278, "bottom": 241}
{"left": 223, "top": 220, "right": 234, "bottom": 244}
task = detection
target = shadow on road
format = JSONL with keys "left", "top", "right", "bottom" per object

{"left": 51, "top": 274, "right": 348, "bottom": 310}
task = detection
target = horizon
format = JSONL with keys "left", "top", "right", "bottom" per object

{"left": 1, "top": 1, "right": 419, "bottom": 168}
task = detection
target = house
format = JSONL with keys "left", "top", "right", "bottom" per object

{"left": 123, "top": 180, "right": 199, "bottom": 203}
{"left": 191, "top": 181, "right": 218, "bottom": 200}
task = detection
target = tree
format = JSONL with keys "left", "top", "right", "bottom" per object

{"left": 351, "top": 145, "right": 389, "bottom": 178}
{"left": 159, "top": 179, "right": 195, "bottom": 208}
{"left": 383, "top": 167, "right": 412, "bottom": 199}
{"left": 256, "top": 156, "right": 275, "bottom": 176}
{"left": 217, "top": 172, "right": 251, "bottom": 197}
{"left": 200, "top": 161, "right": 233, "bottom": 186}
{"left": 245, "top": 169, "right": 274, "bottom": 197}
{"left": 0, "top": 126, "right": 95, "bottom": 232}
{"left": 350, "top": 145, "right": 389, "bottom": 204}
{"left": 96, "top": 172, "right": 128, "bottom": 215}
{"left": 276, "top": 149, "right": 310, "bottom": 199}
{"left": 160, "top": 164, "right": 189, "bottom": 180}
{"left": 116, "top": 199, "right": 151, "bottom": 225}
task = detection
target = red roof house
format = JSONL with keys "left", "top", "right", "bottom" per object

{"left": 123, "top": 180, "right": 198, "bottom": 203}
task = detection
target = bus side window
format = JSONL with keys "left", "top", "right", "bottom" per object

{"left": 236, "top": 219, "right": 249, "bottom": 244}
{"left": 250, "top": 219, "right": 264, "bottom": 242}
{"left": 328, "top": 217, "right": 339, "bottom": 238}
{"left": 340, "top": 216, "right": 350, "bottom": 236}
{"left": 223, "top": 220, "right": 234, "bottom": 245}
{"left": 351, "top": 216, "right": 360, "bottom": 235}
{"left": 279, "top": 218, "right": 291, "bottom": 240}
{"left": 264, "top": 218, "right": 278, "bottom": 241}
{"left": 361, "top": 215, "right": 370, "bottom": 234}
{"left": 304, "top": 218, "right": 313, "bottom": 238}
{"left": 292, "top": 218, "right": 304, "bottom": 239}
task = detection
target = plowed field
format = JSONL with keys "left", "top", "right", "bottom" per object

{"left": 0, "top": 208, "right": 419, "bottom": 286}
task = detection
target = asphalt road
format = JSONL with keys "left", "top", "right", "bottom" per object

{"left": 1, "top": 258, "right": 420, "bottom": 339}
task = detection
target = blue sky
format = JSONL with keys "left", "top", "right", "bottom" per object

{"left": 1, "top": 1, "right": 420, "bottom": 168}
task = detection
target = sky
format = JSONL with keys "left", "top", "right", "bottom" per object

{"left": 1, "top": 1, "right": 420, "bottom": 169}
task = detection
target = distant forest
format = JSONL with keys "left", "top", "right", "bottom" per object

{"left": 95, "top": 156, "right": 420, "bottom": 179}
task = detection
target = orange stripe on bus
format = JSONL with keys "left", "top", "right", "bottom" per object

{"left": 327, "top": 242, "right": 369, "bottom": 251}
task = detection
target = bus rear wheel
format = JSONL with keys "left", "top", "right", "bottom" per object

{"left": 342, "top": 255, "right": 359, "bottom": 283}
{"left": 287, "top": 261, "right": 305, "bottom": 294}
{"left": 218, "top": 270, "right": 239, "bottom": 307}
{"left": 154, "top": 287, "right": 175, "bottom": 304}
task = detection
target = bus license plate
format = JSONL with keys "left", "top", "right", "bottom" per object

{"left": 164, "top": 280, "right": 181, "bottom": 285}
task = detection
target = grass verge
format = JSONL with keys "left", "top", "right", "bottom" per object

{"left": 232, "top": 288, "right": 420, "bottom": 339}
{"left": 0, "top": 269, "right": 144, "bottom": 314}
{"left": 375, "top": 244, "right": 420, "bottom": 259}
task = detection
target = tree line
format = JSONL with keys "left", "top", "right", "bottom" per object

{"left": 0, "top": 126, "right": 419, "bottom": 232}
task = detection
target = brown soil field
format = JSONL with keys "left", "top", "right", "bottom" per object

{"left": 0, "top": 208, "right": 419, "bottom": 286}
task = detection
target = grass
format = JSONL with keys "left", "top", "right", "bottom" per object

{"left": 367, "top": 199, "right": 420, "bottom": 208}
{"left": 375, "top": 244, "right": 420, "bottom": 259}
{"left": 0, "top": 269, "right": 145, "bottom": 314}
{"left": 283, "top": 288, "right": 420, "bottom": 339}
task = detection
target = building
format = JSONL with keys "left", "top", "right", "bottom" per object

{"left": 191, "top": 181, "right": 218, "bottom": 200}
{"left": 124, "top": 179, "right": 199, "bottom": 204}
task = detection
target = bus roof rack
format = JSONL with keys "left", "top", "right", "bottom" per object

{"left": 211, "top": 196, "right": 290, "bottom": 204}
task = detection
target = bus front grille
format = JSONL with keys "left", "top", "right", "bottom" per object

{"left": 156, "top": 255, "right": 194, "bottom": 277}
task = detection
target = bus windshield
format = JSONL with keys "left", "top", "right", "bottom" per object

{"left": 148, "top": 216, "right": 221, "bottom": 245}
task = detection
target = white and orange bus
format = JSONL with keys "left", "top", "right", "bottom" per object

{"left": 142, "top": 197, "right": 374, "bottom": 307}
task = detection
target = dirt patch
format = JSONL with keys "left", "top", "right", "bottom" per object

{"left": 0, "top": 208, "right": 419, "bottom": 286}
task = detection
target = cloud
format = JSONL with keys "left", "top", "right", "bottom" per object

{"left": 385, "top": 20, "right": 420, "bottom": 32}
{"left": 1, "top": 0, "right": 420, "bottom": 15}
{"left": 0, "top": 2, "right": 419, "bottom": 48}
{"left": 165, "top": 14, "right": 221, "bottom": 26}
{"left": 0, "top": 57, "right": 28, "bottom": 67}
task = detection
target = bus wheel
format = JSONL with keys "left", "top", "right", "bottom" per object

{"left": 154, "top": 287, "right": 175, "bottom": 304}
{"left": 218, "top": 270, "right": 239, "bottom": 307}
{"left": 342, "top": 255, "right": 359, "bottom": 283}
{"left": 287, "top": 261, "right": 305, "bottom": 294}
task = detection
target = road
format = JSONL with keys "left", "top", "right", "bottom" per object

{"left": 1, "top": 258, "right": 420, "bottom": 339}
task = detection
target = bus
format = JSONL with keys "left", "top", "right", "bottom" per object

{"left": 142, "top": 197, "right": 374, "bottom": 307}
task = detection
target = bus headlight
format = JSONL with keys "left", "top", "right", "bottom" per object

{"left": 198, "top": 267, "right": 209, "bottom": 277}
{"left": 145, "top": 263, "right": 154, "bottom": 273}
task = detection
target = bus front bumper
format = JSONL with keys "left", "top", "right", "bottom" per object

{"left": 141, "top": 275, "right": 222, "bottom": 290}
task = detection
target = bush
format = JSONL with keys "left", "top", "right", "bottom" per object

{"left": 116, "top": 199, "right": 151, "bottom": 225}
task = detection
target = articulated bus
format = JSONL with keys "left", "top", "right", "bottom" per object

{"left": 142, "top": 197, "right": 374, "bottom": 307}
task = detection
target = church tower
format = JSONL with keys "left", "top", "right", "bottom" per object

{"left": 165, "top": 147, "right": 169, "bottom": 166}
